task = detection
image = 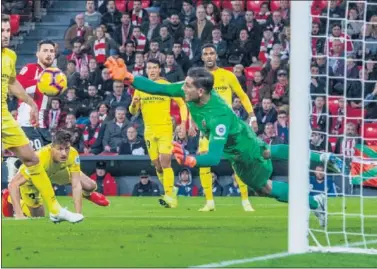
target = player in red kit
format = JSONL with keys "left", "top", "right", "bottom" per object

{"left": 16, "top": 40, "right": 56, "bottom": 150}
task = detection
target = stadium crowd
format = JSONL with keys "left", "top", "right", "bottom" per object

{"left": 3, "top": 0, "right": 377, "bottom": 195}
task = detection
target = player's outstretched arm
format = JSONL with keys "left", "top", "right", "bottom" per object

{"left": 71, "top": 172, "right": 83, "bottom": 214}
{"left": 8, "top": 172, "right": 28, "bottom": 219}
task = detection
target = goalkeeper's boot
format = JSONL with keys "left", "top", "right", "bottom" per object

{"left": 322, "top": 153, "right": 344, "bottom": 173}
{"left": 313, "top": 193, "right": 327, "bottom": 227}
{"left": 50, "top": 207, "right": 84, "bottom": 224}
{"left": 158, "top": 195, "right": 178, "bottom": 208}
{"left": 242, "top": 200, "right": 255, "bottom": 212}
{"left": 199, "top": 200, "right": 215, "bottom": 212}
{"left": 86, "top": 192, "right": 110, "bottom": 207}
{"left": 2, "top": 189, "right": 13, "bottom": 217}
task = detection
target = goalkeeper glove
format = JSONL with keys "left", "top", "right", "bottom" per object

{"left": 172, "top": 142, "right": 197, "bottom": 168}
{"left": 104, "top": 57, "right": 134, "bottom": 84}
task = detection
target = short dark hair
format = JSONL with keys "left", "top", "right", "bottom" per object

{"left": 316, "top": 164, "right": 325, "bottom": 170}
{"left": 147, "top": 58, "right": 161, "bottom": 68}
{"left": 201, "top": 43, "right": 217, "bottom": 53}
{"left": 166, "top": 51, "right": 174, "bottom": 57}
{"left": 173, "top": 40, "right": 182, "bottom": 46}
{"left": 278, "top": 110, "right": 287, "bottom": 115}
{"left": 125, "top": 39, "right": 135, "bottom": 46}
{"left": 2, "top": 14, "right": 10, "bottom": 23}
{"left": 52, "top": 130, "right": 73, "bottom": 145}
{"left": 37, "top": 39, "right": 55, "bottom": 51}
{"left": 170, "top": 12, "right": 179, "bottom": 17}
{"left": 133, "top": 26, "right": 141, "bottom": 31}
{"left": 50, "top": 98, "right": 61, "bottom": 105}
{"left": 185, "top": 24, "right": 195, "bottom": 31}
{"left": 122, "top": 12, "right": 130, "bottom": 17}
{"left": 150, "top": 39, "right": 159, "bottom": 44}
{"left": 187, "top": 67, "right": 214, "bottom": 93}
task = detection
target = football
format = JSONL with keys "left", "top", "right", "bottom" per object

{"left": 37, "top": 67, "right": 68, "bottom": 97}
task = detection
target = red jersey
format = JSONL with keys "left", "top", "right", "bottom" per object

{"left": 16, "top": 63, "right": 49, "bottom": 128}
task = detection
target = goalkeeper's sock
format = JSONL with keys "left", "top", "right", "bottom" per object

{"left": 162, "top": 168, "right": 174, "bottom": 197}
{"left": 200, "top": 167, "right": 213, "bottom": 201}
{"left": 156, "top": 170, "right": 164, "bottom": 184}
{"left": 271, "top": 181, "right": 319, "bottom": 209}
{"left": 26, "top": 163, "right": 61, "bottom": 215}
{"left": 234, "top": 174, "right": 249, "bottom": 201}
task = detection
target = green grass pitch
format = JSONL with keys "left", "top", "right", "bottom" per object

{"left": 2, "top": 197, "right": 377, "bottom": 267}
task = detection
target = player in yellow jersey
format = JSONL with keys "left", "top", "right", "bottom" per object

{"left": 1, "top": 14, "right": 82, "bottom": 223}
{"left": 4, "top": 130, "right": 109, "bottom": 220}
{"left": 129, "top": 59, "right": 188, "bottom": 208}
{"left": 197, "top": 44, "right": 258, "bottom": 212}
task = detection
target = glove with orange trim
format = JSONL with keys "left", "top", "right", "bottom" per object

{"left": 104, "top": 57, "right": 134, "bottom": 84}
{"left": 172, "top": 141, "right": 197, "bottom": 168}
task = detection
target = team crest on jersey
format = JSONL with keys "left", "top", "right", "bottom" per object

{"left": 215, "top": 124, "right": 226, "bottom": 136}
{"left": 201, "top": 119, "right": 207, "bottom": 128}
{"left": 19, "top": 66, "right": 28, "bottom": 75}
{"left": 75, "top": 156, "right": 80, "bottom": 164}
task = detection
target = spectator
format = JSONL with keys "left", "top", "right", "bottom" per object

{"left": 172, "top": 41, "right": 190, "bottom": 74}
{"left": 173, "top": 124, "right": 198, "bottom": 155}
{"left": 310, "top": 65, "right": 326, "bottom": 96}
{"left": 179, "top": 0, "right": 196, "bottom": 25}
{"left": 354, "top": 25, "right": 377, "bottom": 61}
{"left": 315, "top": 53, "right": 327, "bottom": 74}
{"left": 346, "top": 68, "right": 365, "bottom": 109}
{"left": 258, "top": 27, "right": 276, "bottom": 64}
{"left": 262, "top": 56, "right": 283, "bottom": 87}
{"left": 232, "top": 97, "right": 248, "bottom": 121}
{"left": 274, "top": 110, "right": 289, "bottom": 144}
{"left": 347, "top": 7, "right": 363, "bottom": 40}
{"left": 365, "top": 60, "right": 377, "bottom": 81}
{"left": 76, "top": 65, "right": 91, "bottom": 99}
{"left": 97, "top": 103, "right": 111, "bottom": 124}
{"left": 247, "top": 70, "right": 271, "bottom": 105}
{"left": 118, "top": 126, "right": 147, "bottom": 155}
{"left": 278, "top": 0, "right": 290, "bottom": 20}
{"left": 230, "top": 0, "right": 245, "bottom": 25}
{"left": 130, "top": 52, "right": 147, "bottom": 76}
{"left": 210, "top": 28, "right": 228, "bottom": 67}
{"left": 62, "top": 88, "right": 80, "bottom": 114}
{"left": 105, "top": 80, "right": 132, "bottom": 116}
{"left": 158, "top": 25, "right": 174, "bottom": 54}
{"left": 330, "top": 97, "right": 346, "bottom": 135}
{"left": 66, "top": 38, "right": 92, "bottom": 73}
{"left": 334, "top": 122, "right": 362, "bottom": 158}
{"left": 88, "top": 58, "right": 102, "bottom": 86}
{"left": 190, "top": 5, "right": 213, "bottom": 44}
{"left": 176, "top": 168, "right": 198, "bottom": 196}
{"left": 2, "top": 0, "right": 26, "bottom": 14}
{"left": 64, "top": 13, "right": 92, "bottom": 51}
{"left": 90, "top": 161, "right": 117, "bottom": 195}
{"left": 320, "top": 0, "right": 345, "bottom": 27}
{"left": 327, "top": 23, "right": 354, "bottom": 55}
{"left": 160, "top": 0, "right": 183, "bottom": 20}
{"left": 311, "top": 22, "right": 325, "bottom": 56}
{"left": 259, "top": 122, "right": 285, "bottom": 145}
{"left": 182, "top": 24, "right": 202, "bottom": 66}
{"left": 82, "top": 110, "right": 102, "bottom": 153}
{"left": 240, "top": 10, "right": 262, "bottom": 62}
{"left": 365, "top": 85, "right": 377, "bottom": 121}
{"left": 219, "top": 9, "right": 237, "bottom": 47}
{"left": 100, "top": 0, "right": 122, "bottom": 33}
{"left": 102, "top": 106, "right": 130, "bottom": 152}
{"left": 132, "top": 170, "right": 160, "bottom": 196}
{"left": 205, "top": 2, "right": 221, "bottom": 25}
{"left": 233, "top": 64, "right": 247, "bottom": 92}
{"left": 144, "top": 40, "right": 166, "bottom": 64}
{"left": 63, "top": 113, "right": 84, "bottom": 152}
{"left": 163, "top": 52, "right": 185, "bottom": 83}
{"left": 255, "top": 2, "right": 271, "bottom": 26}
{"left": 97, "top": 68, "right": 114, "bottom": 97}
{"left": 129, "top": 0, "right": 149, "bottom": 26}
{"left": 269, "top": 43, "right": 288, "bottom": 64}
{"left": 53, "top": 43, "right": 68, "bottom": 72}
{"left": 210, "top": 172, "right": 223, "bottom": 197}
{"left": 113, "top": 13, "right": 133, "bottom": 47}
{"left": 89, "top": 26, "right": 119, "bottom": 65}
{"left": 82, "top": 85, "right": 103, "bottom": 115}
{"left": 164, "top": 13, "right": 185, "bottom": 41}
{"left": 311, "top": 96, "right": 331, "bottom": 133}
{"left": 272, "top": 69, "right": 289, "bottom": 107}
{"left": 120, "top": 40, "right": 136, "bottom": 69}
{"left": 266, "top": 11, "right": 285, "bottom": 39}
{"left": 255, "top": 97, "right": 278, "bottom": 133}
{"left": 310, "top": 164, "right": 337, "bottom": 197}
{"left": 84, "top": 0, "right": 102, "bottom": 29}
{"left": 131, "top": 26, "right": 148, "bottom": 53}
{"left": 66, "top": 61, "right": 80, "bottom": 88}
{"left": 225, "top": 174, "right": 241, "bottom": 197}
{"left": 45, "top": 98, "right": 66, "bottom": 131}
{"left": 310, "top": 128, "right": 331, "bottom": 152}
{"left": 141, "top": 11, "right": 160, "bottom": 41}
{"left": 228, "top": 29, "right": 254, "bottom": 66}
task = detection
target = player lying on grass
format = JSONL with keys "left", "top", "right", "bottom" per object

{"left": 1, "top": 14, "right": 82, "bottom": 224}
{"left": 2, "top": 130, "right": 109, "bottom": 220}
{"left": 104, "top": 58, "right": 344, "bottom": 226}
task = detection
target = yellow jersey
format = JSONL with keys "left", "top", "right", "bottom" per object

{"left": 211, "top": 67, "right": 253, "bottom": 113}
{"left": 20, "top": 145, "right": 81, "bottom": 186}
{"left": 130, "top": 78, "right": 187, "bottom": 129}
{"left": 2, "top": 48, "right": 17, "bottom": 113}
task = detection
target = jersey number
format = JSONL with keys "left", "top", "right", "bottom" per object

{"left": 28, "top": 193, "right": 36, "bottom": 200}
{"left": 30, "top": 139, "right": 42, "bottom": 150}
{"left": 146, "top": 140, "right": 151, "bottom": 149}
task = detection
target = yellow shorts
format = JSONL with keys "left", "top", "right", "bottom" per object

{"left": 2, "top": 111, "right": 30, "bottom": 149}
{"left": 20, "top": 183, "right": 43, "bottom": 208}
{"left": 198, "top": 133, "right": 209, "bottom": 154}
{"left": 144, "top": 126, "right": 173, "bottom": 161}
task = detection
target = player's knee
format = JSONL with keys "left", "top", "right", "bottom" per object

{"left": 159, "top": 154, "right": 172, "bottom": 169}
{"left": 21, "top": 155, "right": 40, "bottom": 167}
{"left": 88, "top": 181, "right": 97, "bottom": 192}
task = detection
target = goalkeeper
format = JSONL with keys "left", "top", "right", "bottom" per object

{"left": 105, "top": 58, "right": 342, "bottom": 225}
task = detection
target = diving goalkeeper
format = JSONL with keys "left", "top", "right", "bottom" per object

{"left": 105, "top": 58, "right": 343, "bottom": 226}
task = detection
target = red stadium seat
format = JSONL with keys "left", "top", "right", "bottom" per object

{"left": 127, "top": 0, "right": 150, "bottom": 11}
{"left": 363, "top": 123, "right": 377, "bottom": 139}
{"left": 270, "top": 0, "right": 281, "bottom": 12}
{"left": 327, "top": 96, "right": 340, "bottom": 114}
{"left": 10, "top": 15, "right": 20, "bottom": 35}
{"left": 244, "top": 66, "right": 262, "bottom": 79}
{"left": 328, "top": 136, "right": 337, "bottom": 152}
{"left": 115, "top": 0, "right": 127, "bottom": 12}
{"left": 246, "top": 1, "right": 267, "bottom": 13}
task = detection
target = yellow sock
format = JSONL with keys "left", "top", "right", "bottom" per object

{"left": 200, "top": 167, "right": 213, "bottom": 201}
{"left": 156, "top": 170, "right": 164, "bottom": 184}
{"left": 7, "top": 196, "right": 31, "bottom": 217}
{"left": 162, "top": 168, "right": 174, "bottom": 196}
{"left": 26, "top": 163, "right": 61, "bottom": 215}
{"left": 234, "top": 174, "right": 249, "bottom": 201}
{"left": 82, "top": 185, "right": 96, "bottom": 198}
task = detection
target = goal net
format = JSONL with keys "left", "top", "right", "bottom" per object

{"left": 289, "top": 0, "right": 377, "bottom": 255}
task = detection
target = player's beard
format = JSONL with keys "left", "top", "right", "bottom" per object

{"left": 1, "top": 39, "right": 9, "bottom": 48}
{"left": 41, "top": 58, "right": 53, "bottom": 68}
{"left": 205, "top": 61, "right": 216, "bottom": 70}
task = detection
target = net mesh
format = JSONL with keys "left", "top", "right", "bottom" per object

{"left": 309, "top": 0, "right": 377, "bottom": 254}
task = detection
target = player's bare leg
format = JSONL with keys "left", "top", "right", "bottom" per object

{"left": 80, "top": 174, "right": 110, "bottom": 206}
{"left": 158, "top": 154, "right": 177, "bottom": 208}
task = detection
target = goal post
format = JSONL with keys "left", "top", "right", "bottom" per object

{"left": 288, "top": 0, "right": 311, "bottom": 254}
